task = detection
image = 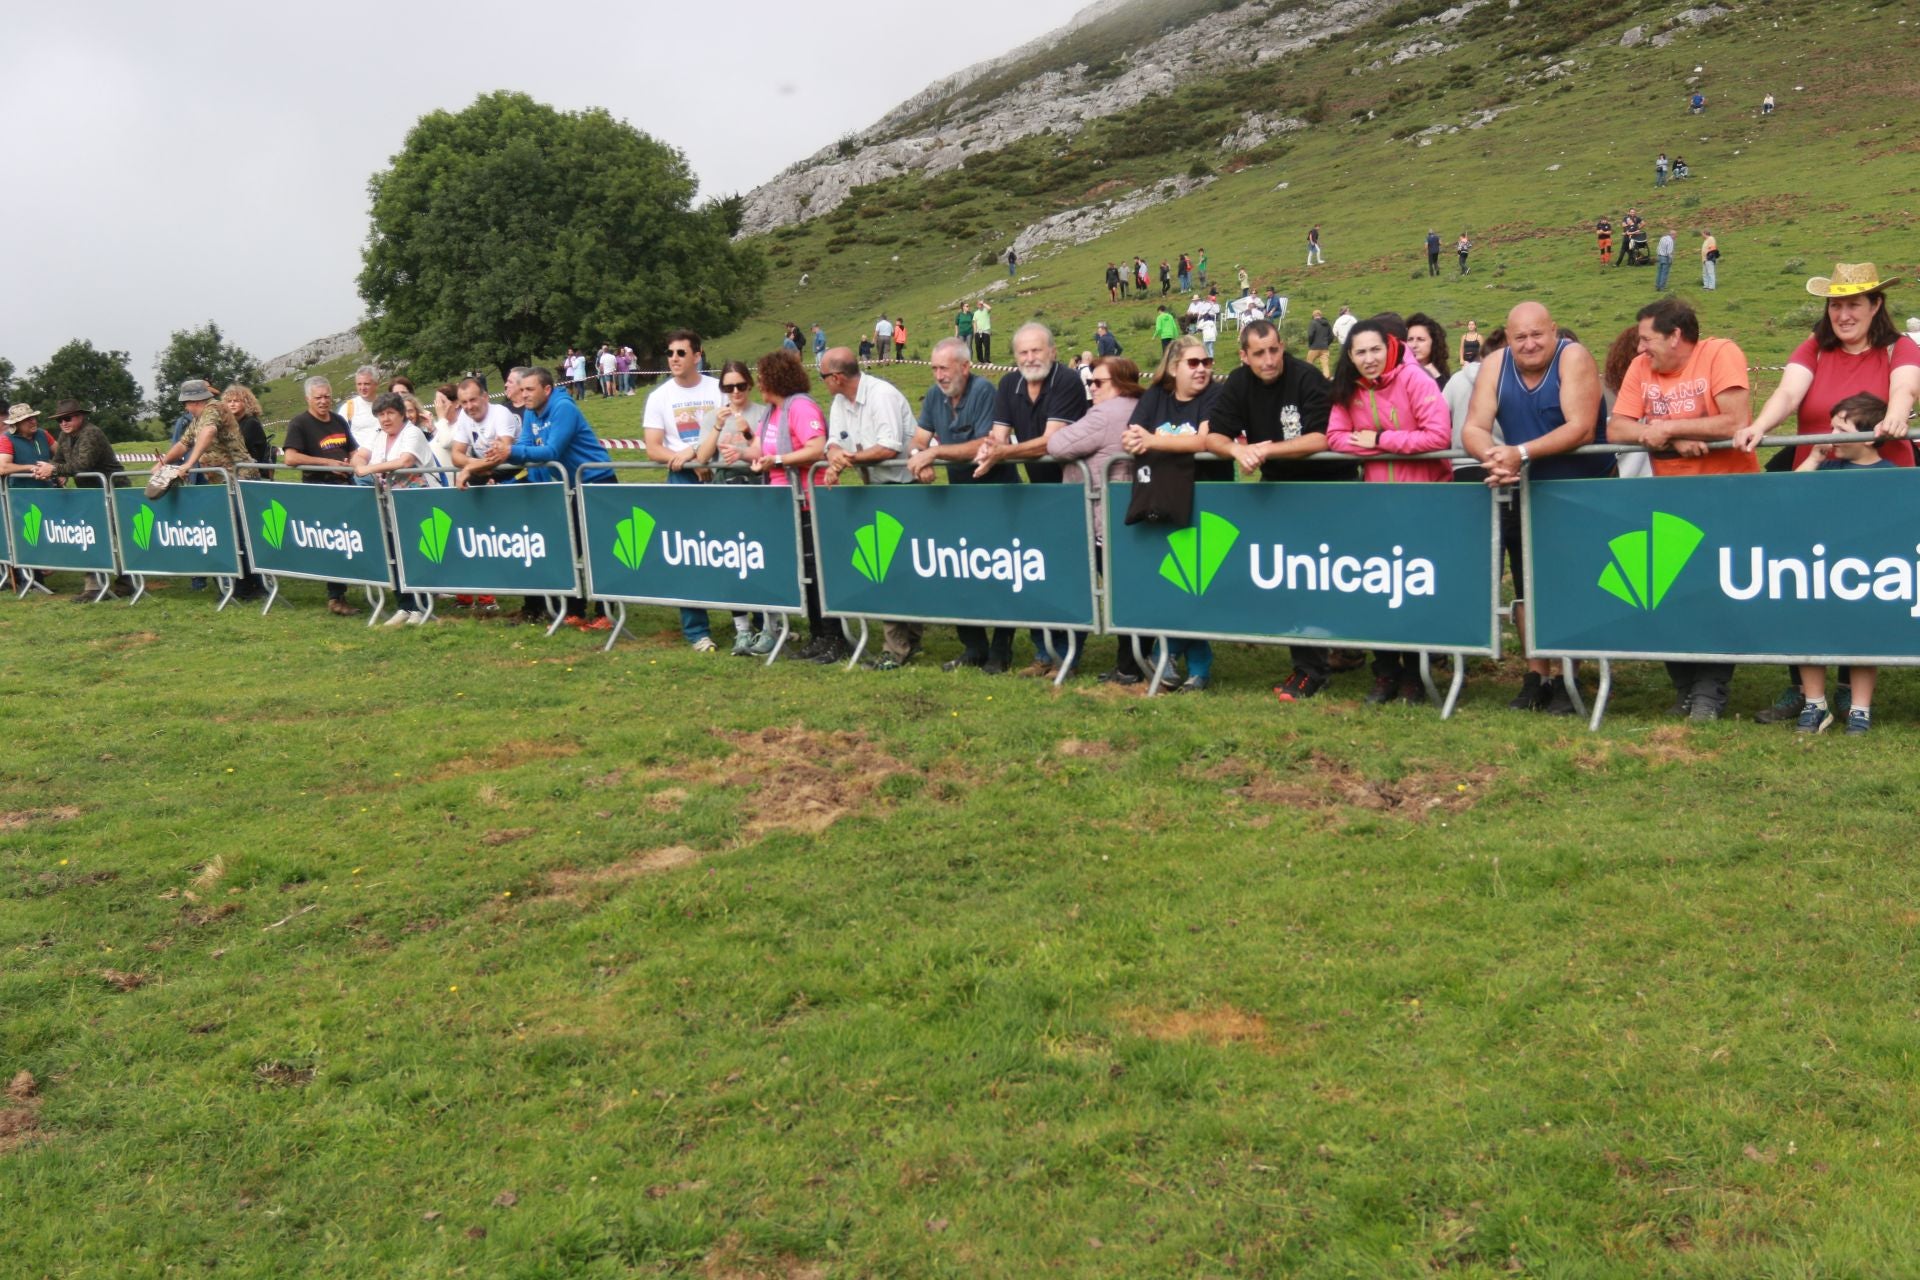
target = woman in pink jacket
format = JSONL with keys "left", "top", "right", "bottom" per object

{"left": 1326, "top": 318, "right": 1453, "bottom": 704}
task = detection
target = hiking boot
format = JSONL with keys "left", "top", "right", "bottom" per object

{"left": 327, "top": 598, "right": 359, "bottom": 617}
{"left": 1753, "top": 685, "right": 1806, "bottom": 724}
{"left": 730, "top": 629, "right": 755, "bottom": 657}
{"left": 1670, "top": 689, "right": 1692, "bottom": 717}
{"left": 1171, "top": 676, "right": 1211, "bottom": 693}
{"left": 1015, "top": 660, "right": 1057, "bottom": 679}
{"left": 1687, "top": 691, "right": 1726, "bottom": 723}
{"left": 980, "top": 657, "right": 1009, "bottom": 675}
{"left": 809, "top": 639, "right": 851, "bottom": 665}
{"left": 1400, "top": 681, "right": 1427, "bottom": 706}
{"left": 1540, "top": 677, "right": 1577, "bottom": 717}
{"left": 1844, "top": 708, "right": 1871, "bottom": 736}
{"left": 1364, "top": 675, "right": 1400, "bottom": 705}
{"left": 1274, "top": 670, "right": 1328, "bottom": 702}
{"left": 1098, "top": 668, "right": 1143, "bottom": 685}
{"left": 1794, "top": 703, "right": 1834, "bottom": 735}
{"left": 1507, "top": 672, "right": 1545, "bottom": 711}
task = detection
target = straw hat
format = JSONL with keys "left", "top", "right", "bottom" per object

{"left": 4, "top": 403, "right": 40, "bottom": 427}
{"left": 1806, "top": 262, "right": 1902, "bottom": 297}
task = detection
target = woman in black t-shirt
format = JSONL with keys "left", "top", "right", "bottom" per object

{"left": 1121, "top": 334, "right": 1224, "bottom": 691}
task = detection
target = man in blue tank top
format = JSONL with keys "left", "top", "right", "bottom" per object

{"left": 1462, "top": 301, "right": 1610, "bottom": 714}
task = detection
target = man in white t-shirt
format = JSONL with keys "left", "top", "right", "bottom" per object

{"left": 450, "top": 377, "right": 520, "bottom": 488}
{"left": 597, "top": 345, "right": 617, "bottom": 396}
{"left": 873, "top": 316, "right": 893, "bottom": 363}
{"left": 1330, "top": 306, "right": 1357, "bottom": 348}
{"left": 644, "top": 329, "right": 727, "bottom": 651}
{"left": 339, "top": 365, "right": 382, "bottom": 454}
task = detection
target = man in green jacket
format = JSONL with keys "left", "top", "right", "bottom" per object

{"left": 1154, "top": 306, "right": 1180, "bottom": 354}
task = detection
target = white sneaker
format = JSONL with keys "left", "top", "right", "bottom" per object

{"left": 691, "top": 636, "right": 717, "bottom": 653}
{"left": 382, "top": 609, "right": 417, "bottom": 627}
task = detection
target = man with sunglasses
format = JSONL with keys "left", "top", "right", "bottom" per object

{"left": 642, "top": 329, "right": 726, "bottom": 651}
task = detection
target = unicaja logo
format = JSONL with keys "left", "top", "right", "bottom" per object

{"left": 419, "top": 507, "right": 452, "bottom": 563}
{"left": 1159, "top": 512, "right": 1239, "bottom": 595}
{"left": 611, "top": 507, "right": 657, "bottom": 571}
{"left": 260, "top": 500, "right": 289, "bottom": 550}
{"left": 1598, "top": 511, "right": 1703, "bottom": 610}
{"left": 852, "top": 510, "right": 904, "bottom": 583}
{"left": 132, "top": 504, "right": 156, "bottom": 551}
{"left": 21, "top": 504, "right": 41, "bottom": 547}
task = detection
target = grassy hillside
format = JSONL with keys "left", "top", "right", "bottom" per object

{"left": 719, "top": 0, "right": 1916, "bottom": 401}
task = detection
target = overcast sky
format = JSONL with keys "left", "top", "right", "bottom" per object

{"left": 1, "top": 0, "right": 1090, "bottom": 396}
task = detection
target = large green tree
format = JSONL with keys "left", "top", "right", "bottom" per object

{"left": 12, "top": 341, "right": 144, "bottom": 441}
{"left": 0, "top": 356, "right": 15, "bottom": 402}
{"left": 358, "top": 91, "right": 765, "bottom": 380}
{"left": 152, "top": 322, "right": 262, "bottom": 426}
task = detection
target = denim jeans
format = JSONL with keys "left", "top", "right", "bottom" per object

{"left": 1702, "top": 259, "right": 1717, "bottom": 290}
{"left": 668, "top": 470, "right": 711, "bottom": 643}
{"left": 1655, "top": 256, "right": 1672, "bottom": 291}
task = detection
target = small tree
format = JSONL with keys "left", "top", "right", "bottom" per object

{"left": 153, "top": 322, "right": 262, "bottom": 426}
{"left": 12, "top": 341, "right": 144, "bottom": 441}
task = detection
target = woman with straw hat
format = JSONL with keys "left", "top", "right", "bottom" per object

{"left": 1733, "top": 261, "right": 1920, "bottom": 724}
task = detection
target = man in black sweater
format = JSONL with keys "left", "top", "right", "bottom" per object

{"left": 1203, "top": 319, "right": 1358, "bottom": 700}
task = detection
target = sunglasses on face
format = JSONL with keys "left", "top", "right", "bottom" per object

{"left": 1086, "top": 376, "right": 1111, "bottom": 387}
{"left": 668, "top": 348, "right": 694, "bottom": 358}
{"left": 721, "top": 381, "right": 750, "bottom": 392}
{"left": 1182, "top": 356, "right": 1215, "bottom": 369}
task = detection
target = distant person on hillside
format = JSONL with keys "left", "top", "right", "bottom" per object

{"left": 1456, "top": 230, "right": 1473, "bottom": 275}
{"left": 1196, "top": 249, "right": 1209, "bottom": 288}
{"left": 1306, "top": 225, "right": 1323, "bottom": 267}
{"left": 858, "top": 335, "right": 874, "bottom": 363}
{"left": 1700, "top": 230, "right": 1719, "bottom": 290}
{"left": 1159, "top": 259, "right": 1172, "bottom": 296}
{"left": 1178, "top": 252, "right": 1193, "bottom": 293}
{"left": 1617, "top": 209, "right": 1644, "bottom": 267}
{"left": 893, "top": 317, "right": 907, "bottom": 364}
{"left": 1461, "top": 302, "right": 1609, "bottom": 715}
{"left": 1672, "top": 154, "right": 1690, "bottom": 180}
{"left": 1330, "top": 305, "right": 1357, "bottom": 349}
{"left": 643, "top": 330, "right": 725, "bottom": 650}
{"left": 1594, "top": 215, "right": 1613, "bottom": 266}
{"left": 812, "top": 324, "right": 827, "bottom": 369}
{"left": 954, "top": 302, "right": 974, "bottom": 353}
{"left": 907, "top": 337, "right": 1017, "bottom": 672}
{"left": 1153, "top": 306, "right": 1179, "bottom": 353}
{"left": 1207, "top": 318, "right": 1354, "bottom": 700}
{"left": 1655, "top": 228, "right": 1676, "bottom": 291}
{"left": 1306, "top": 308, "right": 1334, "bottom": 377}
{"left": 1006, "top": 246, "right": 1018, "bottom": 277}
{"left": 1095, "top": 321, "right": 1123, "bottom": 357}
{"left": 1107, "top": 262, "right": 1124, "bottom": 302}
{"left": 1690, "top": 91, "right": 1705, "bottom": 114}
{"left": 1136, "top": 257, "right": 1150, "bottom": 294}
{"left": 1655, "top": 152, "right": 1669, "bottom": 187}
{"left": 1426, "top": 228, "right": 1442, "bottom": 277}
{"left": 1458, "top": 319, "right": 1482, "bottom": 366}
{"left": 1263, "top": 286, "right": 1284, "bottom": 320}
{"left": 1608, "top": 299, "right": 1757, "bottom": 720}
{"left": 874, "top": 314, "right": 893, "bottom": 360}
{"left": 1762, "top": 91, "right": 1775, "bottom": 115}
{"left": 1198, "top": 310, "right": 1219, "bottom": 359}
{"left": 973, "top": 300, "right": 993, "bottom": 363}
{"left": 598, "top": 344, "right": 617, "bottom": 396}
{"left": 1236, "top": 264, "right": 1250, "bottom": 295}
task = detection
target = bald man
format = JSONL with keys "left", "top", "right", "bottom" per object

{"left": 1462, "top": 301, "right": 1611, "bottom": 715}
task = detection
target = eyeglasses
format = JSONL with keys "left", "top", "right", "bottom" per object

{"left": 721, "top": 381, "right": 750, "bottom": 392}
{"left": 1182, "top": 356, "right": 1215, "bottom": 369}
{"left": 667, "top": 348, "right": 694, "bottom": 358}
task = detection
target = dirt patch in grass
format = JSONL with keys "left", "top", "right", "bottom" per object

{"left": 181, "top": 902, "right": 242, "bottom": 928}
{"left": 0, "top": 806, "right": 81, "bottom": 831}
{"left": 89, "top": 631, "right": 160, "bottom": 653}
{"left": 1221, "top": 751, "right": 1492, "bottom": 823}
{"left": 99, "top": 969, "right": 150, "bottom": 992}
{"left": 1574, "top": 726, "right": 1720, "bottom": 771}
{"left": 441, "top": 739, "right": 582, "bottom": 779}
{"left": 646, "top": 786, "right": 689, "bottom": 813}
{"left": 253, "top": 1062, "right": 316, "bottom": 1088}
{"left": 1, "top": 1071, "right": 43, "bottom": 1154}
{"left": 546, "top": 846, "right": 706, "bottom": 901}
{"left": 700, "top": 1234, "right": 825, "bottom": 1280}
{"left": 481, "top": 828, "right": 536, "bottom": 847}
{"left": 1120, "top": 1004, "right": 1283, "bottom": 1054}
{"left": 1056, "top": 738, "right": 1114, "bottom": 758}
{"left": 717, "top": 725, "right": 906, "bottom": 836}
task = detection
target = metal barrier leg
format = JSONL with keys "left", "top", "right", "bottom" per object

{"left": 1145, "top": 639, "right": 1174, "bottom": 697}
{"left": 601, "top": 602, "right": 627, "bottom": 653}
{"left": 84, "top": 575, "right": 112, "bottom": 605}
{"left": 543, "top": 596, "right": 567, "bottom": 637}
{"left": 19, "top": 568, "right": 53, "bottom": 598}
{"left": 1588, "top": 659, "right": 1613, "bottom": 733}
{"left": 1440, "top": 652, "right": 1468, "bottom": 720}
{"left": 1559, "top": 657, "right": 1589, "bottom": 718}
{"left": 844, "top": 618, "right": 870, "bottom": 671}
{"left": 365, "top": 586, "right": 387, "bottom": 628}
{"left": 764, "top": 613, "right": 792, "bottom": 667}
{"left": 1053, "top": 631, "right": 1079, "bottom": 689}
{"left": 258, "top": 573, "right": 279, "bottom": 616}
{"left": 213, "top": 576, "right": 236, "bottom": 612}
{"left": 412, "top": 594, "right": 435, "bottom": 625}
{"left": 1417, "top": 651, "right": 1440, "bottom": 706}
{"left": 125, "top": 574, "right": 146, "bottom": 606}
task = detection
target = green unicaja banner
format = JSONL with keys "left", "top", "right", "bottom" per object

{"left": 112, "top": 482, "right": 242, "bottom": 577}
{"left": 1104, "top": 481, "right": 1500, "bottom": 653}
{"left": 812, "top": 483, "right": 1097, "bottom": 628}
{"left": 580, "top": 482, "right": 804, "bottom": 612}
{"left": 7, "top": 484, "right": 116, "bottom": 572}
{"left": 1526, "top": 470, "right": 1920, "bottom": 662}
{"left": 388, "top": 481, "right": 577, "bottom": 595}
{"left": 236, "top": 480, "right": 393, "bottom": 588}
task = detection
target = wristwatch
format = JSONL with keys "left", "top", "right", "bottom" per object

{"left": 1517, "top": 443, "right": 1532, "bottom": 464}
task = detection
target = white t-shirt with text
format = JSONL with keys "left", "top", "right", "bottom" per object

{"left": 643, "top": 375, "right": 725, "bottom": 452}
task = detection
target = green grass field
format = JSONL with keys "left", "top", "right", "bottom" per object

{"left": 5, "top": 563, "right": 1920, "bottom": 1276}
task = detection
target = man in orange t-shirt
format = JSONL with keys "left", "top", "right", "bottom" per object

{"left": 1607, "top": 298, "right": 1757, "bottom": 720}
